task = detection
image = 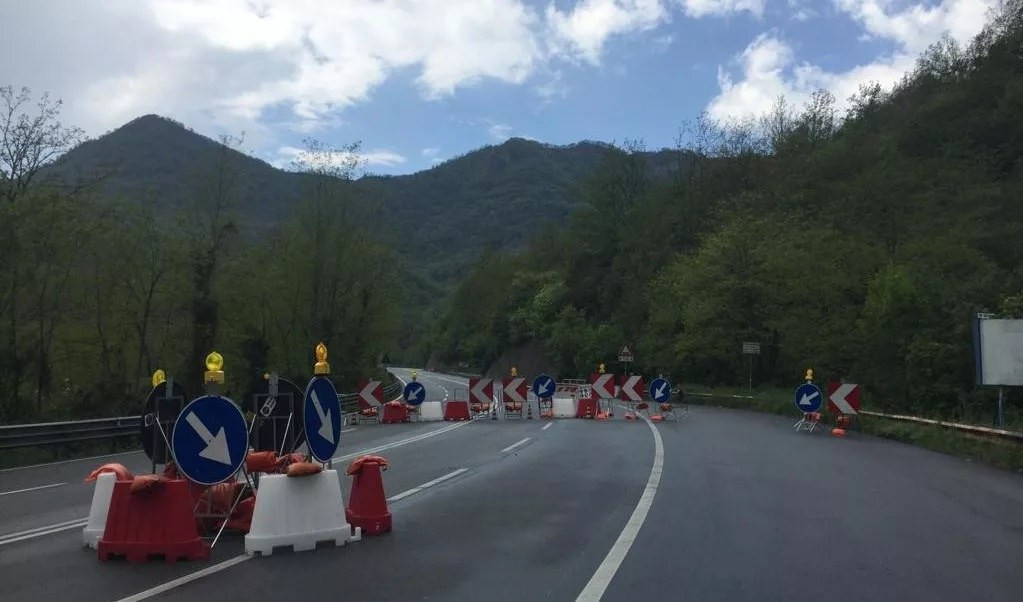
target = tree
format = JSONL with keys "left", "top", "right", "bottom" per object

{"left": 0, "top": 86, "right": 84, "bottom": 419}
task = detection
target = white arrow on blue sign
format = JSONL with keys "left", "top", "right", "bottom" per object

{"left": 532, "top": 374, "right": 555, "bottom": 399}
{"left": 649, "top": 378, "right": 671, "bottom": 403}
{"left": 404, "top": 381, "right": 426, "bottom": 406}
{"left": 304, "top": 376, "right": 342, "bottom": 463}
{"left": 794, "top": 382, "right": 823, "bottom": 413}
{"left": 171, "top": 395, "right": 249, "bottom": 486}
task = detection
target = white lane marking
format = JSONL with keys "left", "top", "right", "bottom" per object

{"left": 117, "top": 467, "right": 472, "bottom": 602}
{"left": 0, "top": 482, "right": 67, "bottom": 497}
{"left": 0, "top": 518, "right": 89, "bottom": 546}
{"left": 0, "top": 450, "right": 143, "bottom": 473}
{"left": 576, "top": 408, "right": 664, "bottom": 602}
{"left": 114, "top": 554, "right": 253, "bottom": 602}
{"left": 500, "top": 437, "right": 531, "bottom": 453}
{"left": 386, "top": 468, "right": 469, "bottom": 503}
{"left": 341, "top": 428, "right": 357, "bottom": 434}
{"left": 1, "top": 422, "right": 474, "bottom": 548}
{"left": 331, "top": 420, "right": 471, "bottom": 462}
{"left": 541, "top": 423, "right": 553, "bottom": 431}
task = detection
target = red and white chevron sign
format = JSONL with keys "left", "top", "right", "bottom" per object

{"left": 470, "top": 378, "right": 493, "bottom": 405}
{"left": 358, "top": 379, "right": 382, "bottom": 408}
{"left": 827, "top": 382, "right": 861, "bottom": 415}
{"left": 620, "top": 375, "right": 644, "bottom": 402}
{"left": 591, "top": 374, "right": 616, "bottom": 399}
{"left": 502, "top": 377, "right": 526, "bottom": 403}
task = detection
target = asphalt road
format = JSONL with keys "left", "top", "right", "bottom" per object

{"left": 2, "top": 369, "right": 1023, "bottom": 601}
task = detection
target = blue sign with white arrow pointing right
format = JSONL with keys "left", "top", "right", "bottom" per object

{"left": 171, "top": 395, "right": 249, "bottom": 486}
{"left": 794, "top": 382, "right": 823, "bottom": 413}
{"left": 404, "top": 381, "right": 426, "bottom": 406}
{"left": 532, "top": 374, "right": 555, "bottom": 399}
{"left": 304, "top": 376, "right": 342, "bottom": 463}
{"left": 649, "top": 378, "right": 671, "bottom": 403}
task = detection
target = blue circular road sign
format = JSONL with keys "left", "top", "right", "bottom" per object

{"left": 404, "top": 381, "right": 426, "bottom": 406}
{"left": 303, "top": 376, "right": 343, "bottom": 463}
{"left": 532, "top": 374, "right": 555, "bottom": 398}
{"left": 649, "top": 378, "right": 672, "bottom": 403}
{"left": 794, "top": 382, "right": 823, "bottom": 413}
{"left": 171, "top": 395, "right": 249, "bottom": 486}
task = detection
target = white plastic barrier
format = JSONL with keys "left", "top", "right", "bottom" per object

{"left": 418, "top": 401, "right": 443, "bottom": 421}
{"left": 82, "top": 472, "right": 117, "bottom": 549}
{"left": 244, "top": 469, "right": 361, "bottom": 556}
{"left": 552, "top": 398, "right": 576, "bottom": 418}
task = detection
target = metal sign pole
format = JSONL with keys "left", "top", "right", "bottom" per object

{"left": 998, "top": 387, "right": 1005, "bottom": 428}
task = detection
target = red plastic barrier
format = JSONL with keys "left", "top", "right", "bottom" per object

{"left": 576, "top": 399, "right": 598, "bottom": 419}
{"left": 346, "top": 455, "right": 392, "bottom": 535}
{"left": 98, "top": 479, "right": 209, "bottom": 563}
{"left": 381, "top": 400, "right": 409, "bottom": 424}
{"left": 443, "top": 400, "right": 470, "bottom": 421}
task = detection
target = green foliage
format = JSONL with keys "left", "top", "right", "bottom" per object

{"left": 0, "top": 114, "right": 401, "bottom": 421}
{"left": 430, "top": 2, "right": 1023, "bottom": 423}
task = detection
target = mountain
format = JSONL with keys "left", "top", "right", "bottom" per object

{"left": 44, "top": 115, "right": 681, "bottom": 286}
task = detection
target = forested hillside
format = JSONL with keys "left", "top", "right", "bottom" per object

{"left": 0, "top": 102, "right": 398, "bottom": 421}
{"left": 427, "top": 3, "right": 1023, "bottom": 421}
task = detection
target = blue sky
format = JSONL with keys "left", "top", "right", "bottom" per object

{"left": 3, "top": 1, "right": 999, "bottom": 175}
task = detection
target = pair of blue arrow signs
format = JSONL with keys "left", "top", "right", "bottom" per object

{"left": 170, "top": 376, "right": 343, "bottom": 486}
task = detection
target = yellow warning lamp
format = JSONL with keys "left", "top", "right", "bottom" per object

{"left": 314, "top": 342, "right": 330, "bottom": 375}
{"left": 151, "top": 369, "right": 166, "bottom": 388}
{"left": 598, "top": 363, "right": 606, "bottom": 374}
{"left": 411, "top": 369, "right": 418, "bottom": 381}
{"left": 511, "top": 366, "right": 518, "bottom": 378}
{"left": 805, "top": 368, "right": 814, "bottom": 383}
{"left": 204, "top": 352, "right": 225, "bottom": 384}
{"left": 263, "top": 372, "right": 271, "bottom": 380}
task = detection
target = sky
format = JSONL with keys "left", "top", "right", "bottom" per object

{"left": 1, "top": 0, "right": 1001, "bottom": 175}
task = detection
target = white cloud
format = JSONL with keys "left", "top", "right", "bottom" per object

{"left": 836, "top": 0, "right": 997, "bottom": 53}
{"left": 707, "top": 0, "right": 997, "bottom": 121}
{"left": 275, "top": 145, "right": 406, "bottom": 170}
{"left": 546, "top": 0, "right": 670, "bottom": 64}
{"left": 536, "top": 69, "right": 570, "bottom": 102}
{"left": 4, "top": 0, "right": 768, "bottom": 154}
{"left": 421, "top": 147, "right": 443, "bottom": 163}
{"left": 489, "top": 123, "right": 515, "bottom": 141}
{"left": 676, "top": 0, "right": 765, "bottom": 18}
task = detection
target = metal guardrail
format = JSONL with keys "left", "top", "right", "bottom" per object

{"left": 0, "top": 416, "right": 139, "bottom": 450}
{"left": 0, "top": 379, "right": 405, "bottom": 452}
{"left": 859, "top": 410, "right": 1023, "bottom": 443}
{"left": 685, "top": 390, "right": 1023, "bottom": 443}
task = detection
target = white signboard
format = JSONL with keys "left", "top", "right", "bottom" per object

{"left": 975, "top": 318, "right": 1023, "bottom": 386}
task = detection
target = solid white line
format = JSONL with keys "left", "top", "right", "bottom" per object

{"left": 0, "top": 482, "right": 67, "bottom": 497}
{"left": 541, "top": 422, "right": 553, "bottom": 431}
{"left": 386, "top": 487, "right": 422, "bottom": 502}
{"left": 0, "top": 518, "right": 88, "bottom": 546}
{"left": 117, "top": 466, "right": 472, "bottom": 602}
{"left": 341, "top": 428, "right": 357, "bottom": 433}
{"left": 575, "top": 409, "right": 664, "bottom": 601}
{"left": 500, "top": 437, "right": 531, "bottom": 453}
{"left": 114, "top": 554, "right": 253, "bottom": 602}
{"left": 415, "top": 467, "right": 469, "bottom": 489}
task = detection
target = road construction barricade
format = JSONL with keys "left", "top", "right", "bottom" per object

{"left": 245, "top": 465, "right": 361, "bottom": 556}
{"left": 549, "top": 381, "right": 580, "bottom": 417}
{"left": 794, "top": 411, "right": 823, "bottom": 433}
{"left": 381, "top": 400, "right": 409, "bottom": 424}
{"left": 444, "top": 387, "right": 471, "bottom": 421}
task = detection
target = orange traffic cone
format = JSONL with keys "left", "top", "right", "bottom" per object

{"left": 346, "top": 455, "right": 392, "bottom": 535}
